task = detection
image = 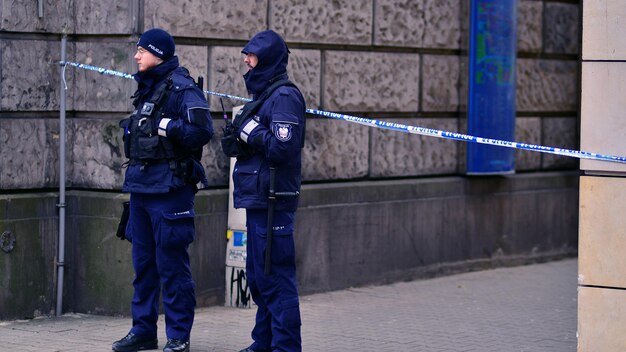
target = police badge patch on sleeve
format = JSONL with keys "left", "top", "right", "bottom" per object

{"left": 274, "top": 123, "right": 293, "bottom": 142}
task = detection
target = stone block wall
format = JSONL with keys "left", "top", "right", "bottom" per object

{"left": 0, "top": 0, "right": 580, "bottom": 190}
{"left": 0, "top": 0, "right": 582, "bottom": 319}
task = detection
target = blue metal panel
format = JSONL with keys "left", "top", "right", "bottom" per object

{"left": 467, "top": 0, "right": 517, "bottom": 174}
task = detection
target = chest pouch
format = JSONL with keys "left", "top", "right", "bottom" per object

{"left": 122, "top": 75, "right": 177, "bottom": 162}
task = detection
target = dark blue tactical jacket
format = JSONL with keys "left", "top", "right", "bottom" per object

{"left": 233, "top": 30, "right": 306, "bottom": 211}
{"left": 122, "top": 56, "right": 214, "bottom": 194}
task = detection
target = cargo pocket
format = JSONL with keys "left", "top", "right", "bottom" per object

{"left": 281, "top": 297, "right": 301, "bottom": 328}
{"left": 257, "top": 221, "right": 295, "bottom": 267}
{"left": 233, "top": 160, "right": 261, "bottom": 199}
{"left": 159, "top": 209, "right": 195, "bottom": 248}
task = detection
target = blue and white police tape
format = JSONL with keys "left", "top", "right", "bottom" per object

{"left": 62, "top": 61, "right": 134, "bottom": 80}
{"left": 60, "top": 60, "right": 626, "bottom": 164}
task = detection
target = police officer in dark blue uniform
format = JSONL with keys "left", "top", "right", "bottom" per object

{"left": 112, "top": 28, "right": 213, "bottom": 352}
{"left": 224, "top": 30, "right": 306, "bottom": 352}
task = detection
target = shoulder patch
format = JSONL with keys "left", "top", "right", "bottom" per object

{"left": 274, "top": 122, "right": 293, "bottom": 142}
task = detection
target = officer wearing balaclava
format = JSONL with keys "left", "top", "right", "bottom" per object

{"left": 225, "top": 30, "right": 306, "bottom": 352}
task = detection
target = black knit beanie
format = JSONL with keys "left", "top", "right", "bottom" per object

{"left": 137, "top": 28, "right": 175, "bottom": 60}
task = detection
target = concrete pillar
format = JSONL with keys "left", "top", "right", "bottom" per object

{"left": 579, "top": 1, "right": 626, "bottom": 351}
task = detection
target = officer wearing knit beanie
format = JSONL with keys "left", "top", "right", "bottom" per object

{"left": 113, "top": 26, "right": 213, "bottom": 352}
{"left": 137, "top": 28, "right": 175, "bottom": 60}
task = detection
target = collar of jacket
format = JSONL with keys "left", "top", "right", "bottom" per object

{"left": 247, "top": 72, "right": 290, "bottom": 100}
{"left": 132, "top": 56, "right": 179, "bottom": 104}
{"left": 133, "top": 56, "right": 179, "bottom": 90}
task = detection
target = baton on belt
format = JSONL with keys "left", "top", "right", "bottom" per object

{"left": 265, "top": 167, "right": 299, "bottom": 275}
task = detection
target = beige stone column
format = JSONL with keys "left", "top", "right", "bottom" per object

{"left": 578, "top": 1, "right": 626, "bottom": 351}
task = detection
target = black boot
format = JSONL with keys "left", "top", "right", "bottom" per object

{"left": 163, "top": 339, "right": 190, "bottom": 352}
{"left": 111, "top": 332, "right": 158, "bottom": 351}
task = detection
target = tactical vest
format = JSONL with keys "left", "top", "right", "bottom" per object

{"left": 120, "top": 72, "right": 199, "bottom": 168}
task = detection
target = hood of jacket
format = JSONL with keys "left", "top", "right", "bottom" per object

{"left": 242, "top": 30, "right": 290, "bottom": 97}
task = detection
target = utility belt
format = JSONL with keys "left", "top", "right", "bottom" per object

{"left": 128, "top": 157, "right": 208, "bottom": 190}
{"left": 128, "top": 158, "right": 175, "bottom": 168}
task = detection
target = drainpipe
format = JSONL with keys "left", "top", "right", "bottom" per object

{"left": 56, "top": 34, "right": 67, "bottom": 316}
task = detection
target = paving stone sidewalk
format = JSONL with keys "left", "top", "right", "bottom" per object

{"left": 0, "top": 259, "right": 577, "bottom": 352}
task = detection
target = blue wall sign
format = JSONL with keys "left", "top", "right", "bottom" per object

{"left": 467, "top": 0, "right": 517, "bottom": 174}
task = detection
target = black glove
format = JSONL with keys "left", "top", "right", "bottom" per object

{"left": 115, "top": 201, "right": 130, "bottom": 241}
{"left": 221, "top": 121, "right": 255, "bottom": 159}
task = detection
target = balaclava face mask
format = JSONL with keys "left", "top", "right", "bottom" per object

{"left": 242, "top": 30, "right": 290, "bottom": 96}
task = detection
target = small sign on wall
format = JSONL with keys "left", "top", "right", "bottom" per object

{"left": 225, "top": 229, "right": 251, "bottom": 308}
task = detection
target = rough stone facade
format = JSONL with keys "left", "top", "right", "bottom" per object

{"left": 0, "top": 0, "right": 582, "bottom": 319}
{"left": 0, "top": 0, "right": 580, "bottom": 189}
{"left": 374, "top": 0, "right": 462, "bottom": 48}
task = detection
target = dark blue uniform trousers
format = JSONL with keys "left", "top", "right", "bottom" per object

{"left": 127, "top": 186, "right": 196, "bottom": 341}
{"left": 246, "top": 209, "right": 302, "bottom": 352}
